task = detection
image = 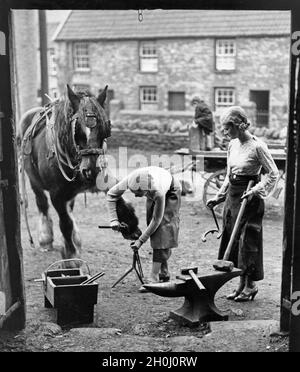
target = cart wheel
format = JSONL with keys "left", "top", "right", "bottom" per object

{"left": 203, "top": 169, "right": 226, "bottom": 218}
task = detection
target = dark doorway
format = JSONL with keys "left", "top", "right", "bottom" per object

{"left": 249, "top": 90, "right": 270, "bottom": 127}
{"left": 168, "top": 91, "right": 185, "bottom": 111}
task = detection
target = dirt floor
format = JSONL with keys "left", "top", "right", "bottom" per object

{"left": 0, "top": 149, "right": 289, "bottom": 353}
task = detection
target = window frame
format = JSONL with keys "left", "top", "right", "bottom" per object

{"left": 215, "top": 39, "right": 236, "bottom": 71}
{"left": 72, "top": 84, "right": 91, "bottom": 93}
{"left": 214, "top": 87, "right": 236, "bottom": 110}
{"left": 139, "top": 86, "right": 158, "bottom": 110}
{"left": 139, "top": 41, "right": 158, "bottom": 73}
{"left": 73, "top": 42, "right": 90, "bottom": 72}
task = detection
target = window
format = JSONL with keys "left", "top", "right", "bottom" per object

{"left": 139, "top": 42, "right": 158, "bottom": 72}
{"left": 216, "top": 39, "right": 236, "bottom": 71}
{"left": 168, "top": 92, "right": 185, "bottom": 111}
{"left": 72, "top": 84, "right": 90, "bottom": 93}
{"left": 50, "top": 88, "right": 59, "bottom": 100}
{"left": 48, "top": 48, "right": 57, "bottom": 75}
{"left": 215, "top": 88, "right": 236, "bottom": 111}
{"left": 140, "top": 86, "right": 158, "bottom": 111}
{"left": 73, "top": 42, "right": 90, "bottom": 71}
{"left": 0, "top": 31, "right": 6, "bottom": 55}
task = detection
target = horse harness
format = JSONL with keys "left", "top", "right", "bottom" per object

{"left": 21, "top": 102, "right": 109, "bottom": 182}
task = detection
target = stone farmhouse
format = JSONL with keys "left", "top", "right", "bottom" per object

{"left": 53, "top": 9, "right": 291, "bottom": 150}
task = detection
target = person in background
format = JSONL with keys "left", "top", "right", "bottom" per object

{"left": 206, "top": 106, "right": 279, "bottom": 302}
{"left": 190, "top": 96, "right": 214, "bottom": 151}
{"left": 107, "top": 166, "right": 181, "bottom": 291}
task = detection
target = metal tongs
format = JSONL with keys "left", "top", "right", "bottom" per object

{"left": 98, "top": 222, "right": 129, "bottom": 234}
{"left": 201, "top": 206, "right": 223, "bottom": 242}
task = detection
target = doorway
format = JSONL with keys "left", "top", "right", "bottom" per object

{"left": 249, "top": 90, "right": 270, "bottom": 127}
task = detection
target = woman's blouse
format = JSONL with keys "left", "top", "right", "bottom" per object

{"left": 217, "top": 136, "right": 279, "bottom": 199}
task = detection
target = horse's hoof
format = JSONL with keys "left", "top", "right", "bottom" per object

{"left": 61, "top": 259, "right": 81, "bottom": 269}
{"left": 39, "top": 242, "right": 54, "bottom": 252}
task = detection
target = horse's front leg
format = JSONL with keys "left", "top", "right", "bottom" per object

{"left": 31, "top": 182, "right": 54, "bottom": 251}
{"left": 68, "top": 198, "right": 82, "bottom": 250}
{"left": 50, "top": 193, "right": 82, "bottom": 264}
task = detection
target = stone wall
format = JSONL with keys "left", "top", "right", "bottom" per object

{"left": 107, "top": 129, "right": 189, "bottom": 152}
{"left": 107, "top": 99, "right": 286, "bottom": 152}
{"left": 55, "top": 35, "right": 289, "bottom": 150}
{"left": 55, "top": 35, "right": 289, "bottom": 131}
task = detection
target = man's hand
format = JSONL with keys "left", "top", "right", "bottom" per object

{"left": 130, "top": 239, "right": 143, "bottom": 251}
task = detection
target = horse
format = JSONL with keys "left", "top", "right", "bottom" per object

{"left": 18, "top": 85, "right": 141, "bottom": 264}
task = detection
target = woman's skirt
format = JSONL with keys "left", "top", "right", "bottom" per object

{"left": 146, "top": 177, "right": 181, "bottom": 250}
{"left": 218, "top": 174, "right": 265, "bottom": 281}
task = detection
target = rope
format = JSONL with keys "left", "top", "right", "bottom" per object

{"left": 46, "top": 109, "right": 78, "bottom": 182}
{"left": 20, "top": 142, "right": 35, "bottom": 249}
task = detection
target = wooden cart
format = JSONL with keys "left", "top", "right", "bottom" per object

{"left": 175, "top": 145, "right": 286, "bottom": 217}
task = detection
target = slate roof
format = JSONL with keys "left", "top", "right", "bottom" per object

{"left": 54, "top": 9, "right": 291, "bottom": 41}
{"left": 47, "top": 22, "right": 60, "bottom": 47}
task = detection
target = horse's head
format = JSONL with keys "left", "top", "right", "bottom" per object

{"left": 116, "top": 198, "right": 142, "bottom": 241}
{"left": 66, "top": 84, "right": 111, "bottom": 182}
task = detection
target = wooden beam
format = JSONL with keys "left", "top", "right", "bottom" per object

{"left": 0, "top": 3, "right": 25, "bottom": 330}
{"left": 280, "top": 14, "right": 297, "bottom": 333}
{"left": 4, "top": 0, "right": 300, "bottom": 11}
{"left": 38, "top": 10, "right": 49, "bottom": 106}
{"left": 289, "top": 4, "right": 300, "bottom": 352}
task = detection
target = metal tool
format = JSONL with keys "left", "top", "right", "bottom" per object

{"left": 181, "top": 267, "right": 205, "bottom": 290}
{"left": 98, "top": 222, "right": 129, "bottom": 233}
{"left": 111, "top": 245, "right": 144, "bottom": 288}
{"left": 80, "top": 271, "right": 105, "bottom": 285}
{"left": 201, "top": 206, "right": 222, "bottom": 242}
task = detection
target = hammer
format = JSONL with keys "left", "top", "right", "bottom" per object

{"left": 213, "top": 180, "right": 254, "bottom": 272}
{"left": 181, "top": 267, "right": 205, "bottom": 290}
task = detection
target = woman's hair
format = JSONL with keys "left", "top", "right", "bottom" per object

{"left": 191, "top": 96, "right": 203, "bottom": 105}
{"left": 220, "top": 106, "right": 251, "bottom": 131}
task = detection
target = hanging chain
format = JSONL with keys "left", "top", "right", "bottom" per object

{"left": 138, "top": 9, "right": 144, "bottom": 22}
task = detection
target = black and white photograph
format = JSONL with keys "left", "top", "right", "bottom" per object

{"left": 0, "top": 0, "right": 300, "bottom": 355}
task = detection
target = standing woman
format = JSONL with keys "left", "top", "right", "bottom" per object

{"left": 207, "top": 106, "right": 279, "bottom": 302}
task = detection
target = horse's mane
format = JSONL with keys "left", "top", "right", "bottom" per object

{"left": 52, "top": 90, "right": 110, "bottom": 151}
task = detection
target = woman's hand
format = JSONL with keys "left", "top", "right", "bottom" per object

{"left": 241, "top": 189, "right": 255, "bottom": 201}
{"left": 130, "top": 239, "right": 143, "bottom": 250}
{"left": 206, "top": 195, "right": 224, "bottom": 208}
{"left": 110, "top": 220, "right": 122, "bottom": 231}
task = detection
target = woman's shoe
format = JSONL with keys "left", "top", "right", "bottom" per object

{"left": 159, "top": 274, "right": 170, "bottom": 283}
{"left": 234, "top": 287, "right": 258, "bottom": 302}
{"left": 226, "top": 289, "right": 242, "bottom": 300}
{"left": 138, "top": 285, "right": 149, "bottom": 293}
